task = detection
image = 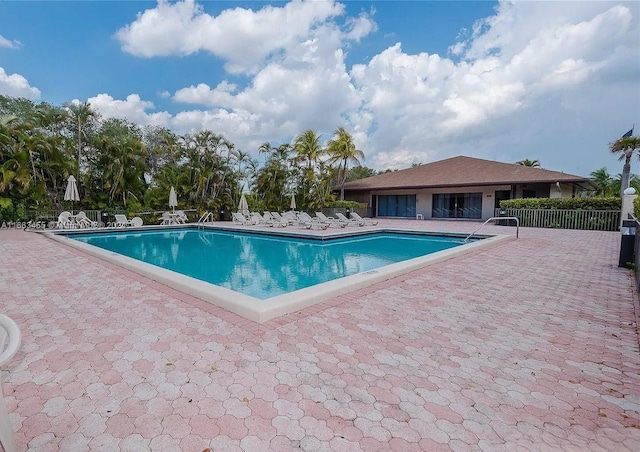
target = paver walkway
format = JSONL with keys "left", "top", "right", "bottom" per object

{"left": 1, "top": 220, "right": 639, "bottom": 451}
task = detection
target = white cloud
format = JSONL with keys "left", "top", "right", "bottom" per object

{"left": 86, "top": 93, "right": 171, "bottom": 127}
{"left": 114, "top": 0, "right": 367, "bottom": 74}
{"left": 0, "top": 34, "right": 21, "bottom": 49}
{"left": 344, "top": 10, "right": 377, "bottom": 42}
{"left": 99, "top": 0, "right": 638, "bottom": 175}
{"left": 0, "top": 67, "right": 40, "bottom": 99}
{"left": 348, "top": 2, "right": 639, "bottom": 170}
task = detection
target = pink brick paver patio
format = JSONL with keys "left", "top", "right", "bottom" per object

{"left": 1, "top": 220, "right": 639, "bottom": 451}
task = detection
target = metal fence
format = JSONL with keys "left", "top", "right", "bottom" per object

{"left": 496, "top": 208, "right": 621, "bottom": 231}
{"left": 24, "top": 209, "right": 127, "bottom": 227}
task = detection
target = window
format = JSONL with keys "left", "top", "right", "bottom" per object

{"left": 432, "top": 193, "right": 482, "bottom": 219}
{"left": 377, "top": 195, "right": 416, "bottom": 217}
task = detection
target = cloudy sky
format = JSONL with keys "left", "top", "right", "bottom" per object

{"left": 1, "top": 0, "right": 638, "bottom": 177}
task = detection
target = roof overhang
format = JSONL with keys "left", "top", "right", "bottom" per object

{"left": 344, "top": 179, "right": 596, "bottom": 192}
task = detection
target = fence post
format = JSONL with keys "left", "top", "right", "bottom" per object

{"left": 621, "top": 188, "right": 637, "bottom": 230}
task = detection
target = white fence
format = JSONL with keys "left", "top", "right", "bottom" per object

{"left": 496, "top": 208, "right": 620, "bottom": 231}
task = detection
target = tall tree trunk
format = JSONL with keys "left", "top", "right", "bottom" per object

{"left": 621, "top": 154, "right": 631, "bottom": 197}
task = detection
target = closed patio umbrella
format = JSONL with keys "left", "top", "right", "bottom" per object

{"left": 238, "top": 193, "right": 249, "bottom": 215}
{"left": 290, "top": 193, "right": 296, "bottom": 211}
{"left": 169, "top": 186, "right": 178, "bottom": 212}
{"left": 64, "top": 175, "right": 80, "bottom": 213}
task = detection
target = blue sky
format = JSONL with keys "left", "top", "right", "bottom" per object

{"left": 1, "top": 0, "right": 639, "bottom": 177}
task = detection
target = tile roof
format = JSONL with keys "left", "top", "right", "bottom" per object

{"left": 343, "top": 156, "right": 595, "bottom": 191}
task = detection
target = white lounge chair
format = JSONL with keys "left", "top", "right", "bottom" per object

{"left": 315, "top": 212, "right": 347, "bottom": 228}
{"left": 160, "top": 212, "right": 173, "bottom": 225}
{"left": 115, "top": 214, "right": 134, "bottom": 227}
{"left": 272, "top": 212, "right": 294, "bottom": 225}
{"left": 232, "top": 212, "right": 250, "bottom": 225}
{"left": 56, "top": 211, "right": 72, "bottom": 229}
{"left": 75, "top": 211, "right": 99, "bottom": 228}
{"left": 1, "top": 313, "right": 21, "bottom": 452}
{"left": 263, "top": 212, "right": 287, "bottom": 227}
{"left": 350, "top": 212, "right": 378, "bottom": 226}
{"left": 174, "top": 210, "right": 188, "bottom": 224}
{"left": 283, "top": 211, "right": 298, "bottom": 225}
{"left": 336, "top": 212, "right": 363, "bottom": 226}
{"left": 251, "top": 212, "right": 267, "bottom": 225}
{"left": 297, "top": 212, "right": 329, "bottom": 230}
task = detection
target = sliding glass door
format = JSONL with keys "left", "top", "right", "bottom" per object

{"left": 432, "top": 193, "right": 482, "bottom": 219}
{"left": 377, "top": 195, "right": 416, "bottom": 217}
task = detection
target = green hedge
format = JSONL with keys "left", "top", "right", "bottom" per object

{"left": 500, "top": 197, "right": 621, "bottom": 210}
{"left": 0, "top": 200, "right": 26, "bottom": 222}
{"left": 327, "top": 200, "right": 365, "bottom": 209}
{"left": 634, "top": 197, "right": 640, "bottom": 219}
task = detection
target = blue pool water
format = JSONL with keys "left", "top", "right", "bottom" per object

{"left": 69, "top": 228, "right": 467, "bottom": 299}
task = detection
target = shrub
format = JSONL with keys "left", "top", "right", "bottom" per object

{"left": 0, "top": 200, "right": 26, "bottom": 222}
{"left": 327, "top": 200, "right": 365, "bottom": 209}
{"left": 500, "top": 197, "right": 621, "bottom": 210}
{"left": 634, "top": 196, "right": 640, "bottom": 219}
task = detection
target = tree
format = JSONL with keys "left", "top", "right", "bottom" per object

{"left": 610, "top": 135, "right": 640, "bottom": 197}
{"left": 65, "top": 101, "right": 97, "bottom": 175}
{"left": 589, "top": 167, "right": 614, "bottom": 197}
{"left": 516, "top": 159, "right": 540, "bottom": 167}
{"left": 327, "top": 126, "right": 364, "bottom": 200}
{"left": 613, "top": 173, "right": 640, "bottom": 198}
{"left": 87, "top": 118, "right": 147, "bottom": 208}
{"left": 293, "top": 130, "right": 324, "bottom": 209}
{"left": 346, "top": 165, "right": 377, "bottom": 182}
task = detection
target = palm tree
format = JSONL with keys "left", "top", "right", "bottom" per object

{"left": 589, "top": 167, "right": 614, "bottom": 197}
{"left": 293, "top": 130, "right": 324, "bottom": 208}
{"left": 515, "top": 159, "right": 541, "bottom": 167}
{"left": 65, "top": 101, "right": 97, "bottom": 175}
{"left": 610, "top": 135, "right": 640, "bottom": 197}
{"left": 327, "top": 126, "right": 364, "bottom": 200}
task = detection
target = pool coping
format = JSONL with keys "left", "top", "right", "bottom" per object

{"left": 43, "top": 224, "right": 513, "bottom": 323}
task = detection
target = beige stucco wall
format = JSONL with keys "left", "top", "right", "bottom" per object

{"left": 354, "top": 182, "right": 578, "bottom": 220}
{"left": 371, "top": 186, "right": 510, "bottom": 220}
{"left": 549, "top": 183, "right": 572, "bottom": 199}
{"left": 417, "top": 185, "right": 512, "bottom": 220}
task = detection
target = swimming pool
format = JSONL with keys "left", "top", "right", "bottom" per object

{"left": 50, "top": 225, "right": 509, "bottom": 322}
{"left": 68, "top": 228, "right": 467, "bottom": 299}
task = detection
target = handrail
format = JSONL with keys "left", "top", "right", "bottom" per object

{"left": 463, "top": 216, "right": 519, "bottom": 242}
{"left": 197, "top": 212, "right": 213, "bottom": 228}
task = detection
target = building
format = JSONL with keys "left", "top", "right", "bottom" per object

{"left": 341, "top": 156, "right": 596, "bottom": 220}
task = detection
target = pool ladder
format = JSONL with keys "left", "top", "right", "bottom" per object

{"left": 463, "top": 216, "right": 519, "bottom": 242}
{"left": 197, "top": 212, "right": 214, "bottom": 229}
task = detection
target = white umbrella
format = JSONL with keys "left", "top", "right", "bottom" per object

{"left": 169, "top": 186, "right": 178, "bottom": 212}
{"left": 290, "top": 193, "right": 296, "bottom": 211}
{"left": 64, "top": 175, "right": 80, "bottom": 212}
{"left": 238, "top": 193, "right": 249, "bottom": 215}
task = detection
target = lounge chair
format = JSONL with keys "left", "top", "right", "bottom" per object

{"left": 75, "top": 211, "right": 99, "bottom": 228}
{"left": 315, "top": 212, "right": 347, "bottom": 228}
{"left": 160, "top": 212, "right": 173, "bottom": 225}
{"left": 263, "top": 212, "right": 287, "bottom": 227}
{"left": 1, "top": 313, "right": 21, "bottom": 452}
{"left": 232, "top": 212, "right": 251, "bottom": 225}
{"left": 250, "top": 212, "right": 267, "bottom": 225}
{"left": 350, "top": 212, "right": 378, "bottom": 226}
{"left": 56, "top": 211, "right": 72, "bottom": 229}
{"left": 283, "top": 211, "right": 298, "bottom": 225}
{"left": 174, "top": 210, "right": 188, "bottom": 224}
{"left": 272, "top": 212, "right": 294, "bottom": 225}
{"left": 336, "top": 212, "right": 363, "bottom": 227}
{"left": 297, "top": 212, "right": 329, "bottom": 230}
{"left": 114, "top": 214, "right": 135, "bottom": 227}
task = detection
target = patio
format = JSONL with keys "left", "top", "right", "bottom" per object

{"left": 1, "top": 219, "right": 639, "bottom": 451}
